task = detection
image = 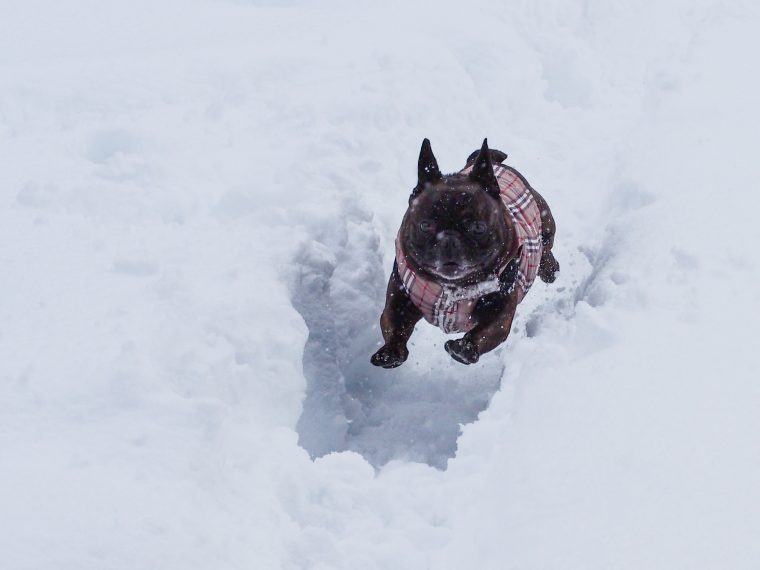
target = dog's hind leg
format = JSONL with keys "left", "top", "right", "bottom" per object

{"left": 530, "top": 187, "right": 560, "bottom": 283}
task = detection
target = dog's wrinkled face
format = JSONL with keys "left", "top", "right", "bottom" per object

{"left": 399, "top": 139, "right": 513, "bottom": 284}
{"left": 401, "top": 178, "right": 510, "bottom": 282}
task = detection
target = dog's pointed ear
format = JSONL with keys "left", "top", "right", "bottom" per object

{"left": 469, "top": 138, "right": 500, "bottom": 200}
{"left": 411, "top": 138, "right": 442, "bottom": 201}
{"left": 417, "top": 138, "right": 442, "bottom": 187}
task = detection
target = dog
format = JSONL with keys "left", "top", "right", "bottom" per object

{"left": 370, "top": 138, "right": 559, "bottom": 367}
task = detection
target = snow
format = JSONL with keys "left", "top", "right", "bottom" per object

{"left": 1, "top": 0, "right": 759, "bottom": 568}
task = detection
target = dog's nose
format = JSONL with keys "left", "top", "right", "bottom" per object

{"left": 437, "top": 230, "right": 461, "bottom": 253}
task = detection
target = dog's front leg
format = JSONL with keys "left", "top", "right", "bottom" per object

{"left": 371, "top": 265, "right": 422, "bottom": 368}
{"left": 445, "top": 294, "right": 518, "bottom": 365}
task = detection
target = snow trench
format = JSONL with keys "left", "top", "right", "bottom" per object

{"left": 292, "top": 205, "right": 504, "bottom": 469}
{"left": 289, "top": 171, "right": 645, "bottom": 470}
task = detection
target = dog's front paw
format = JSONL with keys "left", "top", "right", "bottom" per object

{"left": 370, "top": 344, "right": 409, "bottom": 369}
{"left": 538, "top": 252, "right": 560, "bottom": 284}
{"left": 445, "top": 338, "right": 479, "bottom": 365}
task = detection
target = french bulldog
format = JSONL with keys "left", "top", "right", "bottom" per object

{"left": 370, "top": 138, "right": 559, "bottom": 367}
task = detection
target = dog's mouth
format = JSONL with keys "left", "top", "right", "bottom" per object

{"left": 403, "top": 243, "right": 479, "bottom": 282}
{"left": 429, "top": 260, "right": 475, "bottom": 280}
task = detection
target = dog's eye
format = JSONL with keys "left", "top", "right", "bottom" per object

{"left": 418, "top": 220, "right": 434, "bottom": 233}
{"left": 468, "top": 221, "right": 488, "bottom": 235}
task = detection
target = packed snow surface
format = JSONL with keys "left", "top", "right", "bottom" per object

{"left": 2, "top": 0, "right": 759, "bottom": 568}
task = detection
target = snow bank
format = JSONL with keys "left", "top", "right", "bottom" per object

{"left": 1, "top": 0, "right": 758, "bottom": 568}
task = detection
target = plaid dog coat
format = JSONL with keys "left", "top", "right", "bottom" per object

{"left": 396, "top": 163, "right": 543, "bottom": 334}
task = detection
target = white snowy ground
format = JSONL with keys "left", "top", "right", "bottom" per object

{"left": 1, "top": 0, "right": 759, "bottom": 568}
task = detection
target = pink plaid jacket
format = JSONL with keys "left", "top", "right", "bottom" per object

{"left": 396, "top": 163, "right": 543, "bottom": 334}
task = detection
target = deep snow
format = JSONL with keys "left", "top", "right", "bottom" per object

{"left": 1, "top": 0, "right": 759, "bottom": 568}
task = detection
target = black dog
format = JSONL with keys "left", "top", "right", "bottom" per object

{"left": 371, "top": 139, "right": 559, "bottom": 367}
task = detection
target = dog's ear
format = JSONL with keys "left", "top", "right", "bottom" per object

{"left": 413, "top": 138, "right": 442, "bottom": 198}
{"left": 469, "top": 138, "right": 500, "bottom": 200}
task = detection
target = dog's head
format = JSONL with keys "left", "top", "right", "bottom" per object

{"left": 399, "top": 139, "right": 514, "bottom": 284}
